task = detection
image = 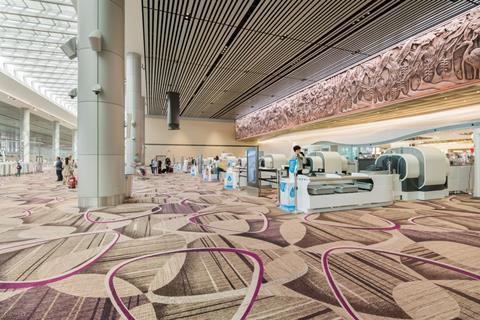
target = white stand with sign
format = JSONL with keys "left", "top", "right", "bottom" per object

{"left": 279, "top": 159, "right": 298, "bottom": 212}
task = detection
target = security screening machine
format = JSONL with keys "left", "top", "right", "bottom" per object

{"left": 374, "top": 146, "right": 449, "bottom": 200}
{"left": 307, "top": 151, "right": 349, "bottom": 174}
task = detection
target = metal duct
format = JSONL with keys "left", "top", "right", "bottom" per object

{"left": 166, "top": 91, "right": 180, "bottom": 130}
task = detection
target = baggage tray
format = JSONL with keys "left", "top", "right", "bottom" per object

{"left": 356, "top": 181, "right": 373, "bottom": 191}
{"left": 308, "top": 185, "right": 335, "bottom": 195}
{"left": 334, "top": 185, "right": 358, "bottom": 193}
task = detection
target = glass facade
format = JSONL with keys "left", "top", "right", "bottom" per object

{"left": 0, "top": 101, "right": 72, "bottom": 163}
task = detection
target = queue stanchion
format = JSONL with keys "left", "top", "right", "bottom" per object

{"left": 276, "top": 169, "right": 281, "bottom": 206}
{"left": 293, "top": 172, "right": 299, "bottom": 214}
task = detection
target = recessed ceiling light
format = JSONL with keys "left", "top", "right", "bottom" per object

{"left": 280, "top": 35, "right": 286, "bottom": 40}
{"left": 444, "top": 97, "right": 448, "bottom": 100}
{"left": 184, "top": 14, "right": 191, "bottom": 21}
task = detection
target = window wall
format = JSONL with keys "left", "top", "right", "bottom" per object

{"left": 0, "top": 101, "right": 73, "bottom": 163}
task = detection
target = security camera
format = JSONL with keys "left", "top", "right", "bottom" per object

{"left": 68, "top": 88, "right": 77, "bottom": 99}
{"left": 88, "top": 30, "right": 102, "bottom": 52}
{"left": 91, "top": 84, "right": 102, "bottom": 95}
{"left": 60, "top": 37, "right": 77, "bottom": 59}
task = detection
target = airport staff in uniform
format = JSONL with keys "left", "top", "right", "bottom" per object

{"left": 293, "top": 145, "right": 305, "bottom": 175}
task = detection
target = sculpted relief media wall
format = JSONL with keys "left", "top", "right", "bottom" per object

{"left": 235, "top": 9, "right": 480, "bottom": 140}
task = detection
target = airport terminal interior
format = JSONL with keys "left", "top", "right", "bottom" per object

{"left": 1, "top": 1, "right": 480, "bottom": 319}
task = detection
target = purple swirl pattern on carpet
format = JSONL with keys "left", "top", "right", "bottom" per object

{"left": 1, "top": 173, "right": 480, "bottom": 319}
{"left": 106, "top": 247, "right": 264, "bottom": 320}
{"left": 0, "top": 230, "right": 119, "bottom": 289}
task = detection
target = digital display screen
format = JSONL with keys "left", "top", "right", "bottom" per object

{"left": 247, "top": 147, "right": 258, "bottom": 187}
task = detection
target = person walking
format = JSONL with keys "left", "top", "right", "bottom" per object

{"left": 15, "top": 161, "right": 22, "bottom": 177}
{"left": 63, "top": 156, "right": 74, "bottom": 185}
{"left": 55, "top": 157, "right": 63, "bottom": 181}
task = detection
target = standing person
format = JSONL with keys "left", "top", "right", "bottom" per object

{"left": 152, "top": 158, "right": 159, "bottom": 175}
{"left": 214, "top": 156, "right": 225, "bottom": 180}
{"left": 158, "top": 159, "right": 163, "bottom": 174}
{"left": 63, "top": 156, "right": 74, "bottom": 185}
{"left": 150, "top": 159, "right": 155, "bottom": 174}
{"left": 293, "top": 145, "right": 305, "bottom": 175}
{"left": 15, "top": 161, "right": 22, "bottom": 177}
{"left": 55, "top": 157, "right": 63, "bottom": 181}
{"left": 165, "top": 157, "right": 172, "bottom": 173}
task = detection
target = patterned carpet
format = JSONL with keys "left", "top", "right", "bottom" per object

{"left": 0, "top": 172, "right": 479, "bottom": 320}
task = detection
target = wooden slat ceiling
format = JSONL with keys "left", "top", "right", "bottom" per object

{"left": 142, "top": 0, "right": 478, "bottom": 119}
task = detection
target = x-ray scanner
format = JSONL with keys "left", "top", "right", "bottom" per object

{"left": 304, "top": 156, "right": 323, "bottom": 174}
{"left": 374, "top": 146, "right": 449, "bottom": 200}
{"left": 259, "top": 153, "right": 288, "bottom": 169}
{"left": 307, "top": 151, "right": 348, "bottom": 174}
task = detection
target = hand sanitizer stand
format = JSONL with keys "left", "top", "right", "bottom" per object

{"left": 280, "top": 159, "right": 297, "bottom": 212}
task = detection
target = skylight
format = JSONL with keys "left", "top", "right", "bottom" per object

{"left": 0, "top": 0, "right": 77, "bottom": 115}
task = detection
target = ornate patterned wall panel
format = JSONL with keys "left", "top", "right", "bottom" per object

{"left": 235, "top": 9, "right": 480, "bottom": 140}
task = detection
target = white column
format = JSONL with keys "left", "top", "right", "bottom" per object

{"left": 72, "top": 129, "right": 78, "bottom": 160}
{"left": 53, "top": 121, "right": 60, "bottom": 159}
{"left": 125, "top": 52, "right": 142, "bottom": 175}
{"left": 473, "top": 129, "right": 480, "bottom": 198}
{"left": 138, "top": 96, "right": 145, "bottom": 163}
{"left": 20, "top": 108, "right": 30, "bottom": 163}
{"left": 78, "top": 0, "right": 125, "bottom": 208}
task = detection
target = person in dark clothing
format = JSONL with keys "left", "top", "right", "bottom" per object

{"left": 55, "top": 157, "right": 63, "bottom": 181}
{"left": 293, "top": 145, "right": 305, "bottom": 175}
{"left": 158, "top": 160, "right": 163, "bottom": 174}
{"left": 165, "top": 157, "right": 172, "bottom": 173}
{"left": 15, "top": 161, "right": 22, "bottom": 177}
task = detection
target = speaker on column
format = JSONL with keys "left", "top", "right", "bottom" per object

{"left": 166, "top": 91, "right": 180, "bottom": 130}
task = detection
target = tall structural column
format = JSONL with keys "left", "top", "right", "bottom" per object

{"left": 77, "top": 0, "right": 125, "bottom": 208}
{"left": 473, "top": 129, "right": 480, "bottom": 198}
{"left": 125, "top": 52, "right": 142, "bottom": 175}
{"left": 138, "top": 96, "right": 145, "bottom": 163}
{"left": 72, "top": 129, "right": 78, "bottom": 160}
{"left": 53, "top": 121, "right": 60, "bottom": 160}
{"left": 20, "top": 108, "right": 30, "bottom": 163}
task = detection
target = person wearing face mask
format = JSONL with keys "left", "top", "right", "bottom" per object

{"left": 293, "top": 145, "right": 305, "bottom": 175}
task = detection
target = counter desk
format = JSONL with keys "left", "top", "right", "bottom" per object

{"left": 296, "top": 174, "right": 394, "bottom": 213}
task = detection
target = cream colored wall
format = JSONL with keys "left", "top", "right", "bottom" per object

{"left": 144, "top": 117, "right": 255, "bottom": 162}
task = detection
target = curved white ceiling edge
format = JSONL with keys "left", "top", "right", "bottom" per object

{"left": 258, "top": 105, "right": 480, "bottom": 147}
{"left": 0, "top": 71, "right": 76, "bottom": 129}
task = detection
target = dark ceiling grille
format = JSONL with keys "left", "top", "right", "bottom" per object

{"left": 142, "top": 0, "right": 478, "bottom": 119}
